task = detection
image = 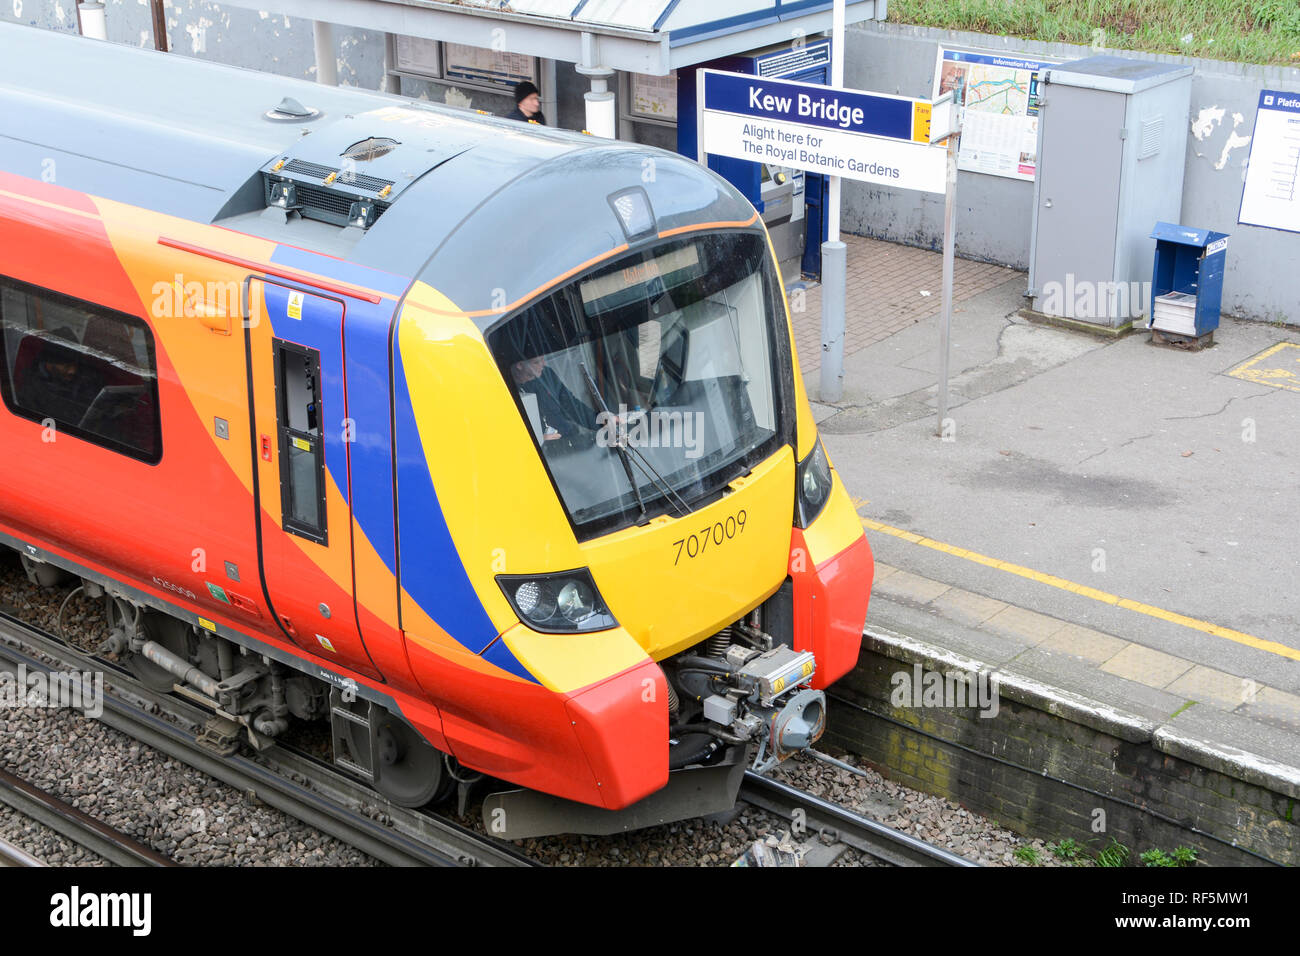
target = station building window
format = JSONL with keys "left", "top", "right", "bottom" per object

{"left": 0, "top": 274, "right": 162, "bottom": 464}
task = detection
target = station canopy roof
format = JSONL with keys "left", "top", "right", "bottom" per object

{"left": 213, "top": 0, "right": 886, "bottom": 74}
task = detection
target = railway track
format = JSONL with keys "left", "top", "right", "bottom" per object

{"left": 739, "top": 770, "right": 979, "bottom": 867}
{"left": 0, "top": 763, "right": 175, "bottom": 867}
{"left": 0, "top": 609, "right": 537, "bottom": 868}
{"left": 0, "top": 574, "right": 989, "bottom": 868}
{"left": 0, "top": 833, "right": 49, "bottom": 867}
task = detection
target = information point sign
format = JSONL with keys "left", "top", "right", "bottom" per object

{"left": 698, "top": 70, "right": 949, "bottom": 194}
{"left": 1239, "top": 89, "right": 1300, "bottom": 234}
{"left": 933, "top": 47, "right": 1054, "bottom": 182}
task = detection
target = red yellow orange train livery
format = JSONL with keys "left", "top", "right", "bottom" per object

{"left": 0, "top": 24, "right": 872, "bottom": 835}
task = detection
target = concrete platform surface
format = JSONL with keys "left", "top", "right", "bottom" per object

{"left": 793, "top": 234, "right": 1300, "bottom": 789}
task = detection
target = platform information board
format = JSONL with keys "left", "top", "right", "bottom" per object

{"left": 1239, "top": 89, "right": 1300, "bottom": 234}
{"left": 631, "top": 73, "right": 677, "bottom": 121}
{"left": 698, "top": 70, "right": 948, "bottom": 194}
{"left": 932, "top": 47, "right": 1056, "bottom": 182}
{"left": 444, "top": 42, "right": 537, "bottom": 92}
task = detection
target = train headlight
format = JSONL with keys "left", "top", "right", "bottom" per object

{"left": 556, "top": 581, "right": 593, "bottom": 623}
{"left": 795, "top": 439, "right": 833, "bottom": 528}
{"left": 513, "top": 581, "right": 554, "bottom": 620}
{"left": 496, "top": 569, "right": 617, "bottom": 634}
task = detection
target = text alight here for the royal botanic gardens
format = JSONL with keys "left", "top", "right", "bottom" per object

{"left": 700, "top": 72, "right": 947, "bottom": 195}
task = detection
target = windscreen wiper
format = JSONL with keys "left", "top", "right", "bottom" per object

{"left": 579, "top": 361, "right": 647, "bottom": 521}
{"left": 579, "top": 362, "right": 691, "bottom": 519}
{"left": 622, "top": 435, "right": 693, "bottom": 518}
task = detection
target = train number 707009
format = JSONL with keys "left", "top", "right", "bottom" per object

{"left": 672, "top": 509, "right": 747, "bottom": 565}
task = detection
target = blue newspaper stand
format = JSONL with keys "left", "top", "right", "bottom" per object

{"left": 1148, "top": 222, "right": 1229, "bottom": 342}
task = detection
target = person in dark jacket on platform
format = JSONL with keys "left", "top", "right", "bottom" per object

{"left": 505, "top": 80, "right": 546, "bottom": 125}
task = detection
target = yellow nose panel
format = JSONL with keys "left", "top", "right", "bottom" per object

{"left": 580, "top": 447, "right": 795, "bottom": 660}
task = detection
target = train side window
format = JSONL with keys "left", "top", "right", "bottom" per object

{"left": 272, "top": 338, "right": 327, "bottom": 545}
{"left": 0, "top": 274, "right": 162, "bottom": 464}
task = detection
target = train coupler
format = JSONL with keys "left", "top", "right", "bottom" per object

{"left": 678, "top": 642, "right": 826, "bottom": 774}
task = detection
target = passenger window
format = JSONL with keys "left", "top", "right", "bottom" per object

{"left": 272, "top": 339, "right": 327, "bottom": 544}
{"left": 0, "top": 274, "right": 162, "bottom": 463}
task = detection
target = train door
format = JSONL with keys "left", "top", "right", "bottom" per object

{"left": 245, "top": 278, "right": 383, "bottom": 681}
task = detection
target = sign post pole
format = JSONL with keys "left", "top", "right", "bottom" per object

{"left": 819, "top": 0, "right": 848, "bottom": 403}
{"left": 936, "top": 133, "right": 958, "bottom": 437}
{"left": 820, "top": 239, "right": 847, "bottom": 402}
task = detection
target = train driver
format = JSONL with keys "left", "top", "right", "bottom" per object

{"left": 510, "top": 354, "right": 596, "bottom": 442}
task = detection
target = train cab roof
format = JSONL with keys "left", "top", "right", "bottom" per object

{"left": 0, "top": 24, "right": 756, "bottom": 321}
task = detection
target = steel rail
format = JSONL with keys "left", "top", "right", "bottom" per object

{"left": 740, "top": 770, "right": 979, "bottom": 867}
{"left": 0, "top": 834, "right": 47, "bottom": 867}
{"left": 0, "top": 610, "right": 535, "bottom": 868}
{"left": 0, "top": 763, "right": 175, "bottom": 867}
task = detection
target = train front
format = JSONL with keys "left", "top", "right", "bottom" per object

{"left": 399, "top": 140, "right": 872, "bottom": 834}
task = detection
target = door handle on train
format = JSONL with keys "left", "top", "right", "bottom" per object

{"left": 279, "top": 614, "right": 297, "bottom": 637}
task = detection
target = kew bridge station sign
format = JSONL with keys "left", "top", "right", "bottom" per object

{"left": 697, "top": 69, "right": 952, "bottom": 194}
{"left": 696, "top": 67, "right": 959, "bottom": 424}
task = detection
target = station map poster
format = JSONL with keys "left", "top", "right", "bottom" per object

{"left": 932, "top": 47, "right": 1058, "bottom": 182}
{"left": 444, "top": 42, "right": 538, "bottom": 93}
{"left": 1239, "top": 90, "right": 1300, "bottom": 234}
{"left": 394, "top": 35, "right": 441, "bottom": 79}
{"left": 631, "top": 73, "right": 678, "bottom": 121}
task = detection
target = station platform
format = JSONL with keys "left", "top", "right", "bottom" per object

{"left": 795, "top": 235, "right": 1300, "bottom": 795}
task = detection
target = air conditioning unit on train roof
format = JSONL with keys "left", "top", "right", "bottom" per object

{"left": 260, "top": 108, "right": 472, "bottom": 229}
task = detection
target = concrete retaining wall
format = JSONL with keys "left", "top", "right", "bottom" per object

{"left": 826, "top": 637, "right": 1298, "bottom": 866}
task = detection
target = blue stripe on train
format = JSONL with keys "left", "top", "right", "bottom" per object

{"left": 340, "top": 298, "right": 400, "bottom": 573}
{"left": 481, "top": 637, "right": 540, "bottom": 684}
{"left": 392, "top": 344, "right": 500, "bottom": 656}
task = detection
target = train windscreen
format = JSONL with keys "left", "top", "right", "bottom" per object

{"left": 489, "top": 231, "right": 786, "bottom": 539}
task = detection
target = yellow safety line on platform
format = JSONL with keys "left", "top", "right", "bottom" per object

{"left": 1226, "top": 341, "right": 1300, "bottom": 393}
{"left": 860, "top": 516, "right": 1300, "bottom": 662}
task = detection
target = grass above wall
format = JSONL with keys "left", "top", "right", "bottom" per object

{"left": 886, "top": 0, "right": 1300, "bottom": 65}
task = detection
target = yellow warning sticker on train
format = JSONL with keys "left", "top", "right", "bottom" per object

{"left": 197, "top": 617, "right": 217, "bottom": 632}
{"left": 287, "top": 291, "right": 304, "bottom": 320}
{"left": 292, "top": 437, "right": 311, "bottom": 452}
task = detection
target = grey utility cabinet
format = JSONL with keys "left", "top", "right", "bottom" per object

{"left": 1027, "top": 56, "right": 1193, "bottom": 328}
